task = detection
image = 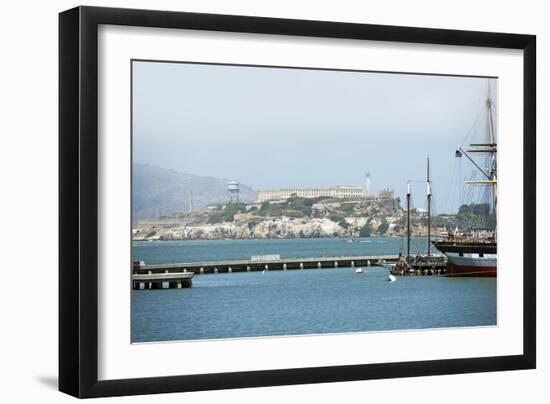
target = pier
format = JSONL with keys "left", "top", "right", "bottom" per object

{"left": 133, "top": 253, "right": 446, "bottom": 277}
{"left": 132, "top": 271, "right": 193, "bottom": 290}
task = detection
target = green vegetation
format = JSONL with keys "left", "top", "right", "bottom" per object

{"left": 247, "top": 217, "right": 263, "bottom": 229}
{"left": 340, "top": 203, "right": 355, "bottom": 214}
{"left": 207, "top": 202, "right": 246, "bottom": 223}
{"left": 456, "top": 203, "right": 495, "bottom": 230}
{"left": 377, "top": 218, "right": 389, "bottom": 235}
{"left": 329, "top": 213, "right": 346, "bottom": 222}
{"left": 338, "top": 219, "right": 351, "bottom": 229}
{"left": 431, "top": 203, "right": 495, "bottom": 231}
{"left": 359, "top": 223, "right": 373, "bottom": 237}
{"left": 286, "top": 210, "right": 305, "bottom": 218}
{"left": 258, "top": 197, "right": 320, "bottom": 217}
{"left": 206, "top": 198, "right": 329, "bottom": 223}
{"left": 458, "top": 203, "right": 491, "bottom": 216}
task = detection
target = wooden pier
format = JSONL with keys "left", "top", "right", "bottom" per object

{"left": 132, "top": 271, "right": 193, "bottom": 290}
{"left": 132, "top": 254, "right": 447, "bottom": 290}
{"left": 133, "top": 254, "right": 446, "bottom": 276}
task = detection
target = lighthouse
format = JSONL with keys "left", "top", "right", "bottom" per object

{"left": 365, "top": 171, "right": 371, "bottom": 197}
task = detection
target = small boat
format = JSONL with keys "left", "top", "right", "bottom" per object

{"left": 379, "top": 262, "right": 396, "bottom": 272}
{"left": 355, "top": 267, "right": 364, "bottom": 274}
{"left": 387, "top": 274, "right": 397, "bottom": 282}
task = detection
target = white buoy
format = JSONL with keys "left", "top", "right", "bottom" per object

{"left": 355, "top": 267, "right": 363, "bottom": 274}
{"left": 387, "top": 274, "right": 397, "bottom": 282}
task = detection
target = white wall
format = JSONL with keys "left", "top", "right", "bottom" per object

{"left": 0, "top": 0, "right": 546, "bottom": 402}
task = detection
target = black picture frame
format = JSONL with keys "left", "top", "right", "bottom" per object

{"left": 59, "top": 5, "right": 536, "bottom": 398}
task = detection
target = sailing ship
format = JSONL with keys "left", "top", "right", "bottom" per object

{"left": 432, "top": 84, "right": 497, "bottom": 277}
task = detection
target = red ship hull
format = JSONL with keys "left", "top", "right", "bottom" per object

{"left": 445, "top": 262, "right": 496, "bottom": 277}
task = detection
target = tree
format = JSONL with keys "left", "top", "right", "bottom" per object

{"left": 359, "top": 223, "right": 372, "bottom": 237}
{"left": 338, "top": 219, "right": 350, "bottom": 229}
{"left": 378, "top": 219, "right": 389, "bottom": 235}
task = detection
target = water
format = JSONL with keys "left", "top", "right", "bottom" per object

{"left": 132, "top": 237, "right": 496, "bottom": 342}
{"left": 132, "top": 236, "right": 430, "bottom": 264}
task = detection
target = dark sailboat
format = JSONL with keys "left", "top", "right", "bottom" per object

{"left": 389, "top": 156, "right": 446, "bottom": 276}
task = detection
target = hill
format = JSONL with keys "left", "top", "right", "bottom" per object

{"left": 132, "top": 164, "right": 256, "bottom": 221}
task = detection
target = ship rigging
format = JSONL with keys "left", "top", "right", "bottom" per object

{"left": 432, "top": 82, "right": 498, "bottom": 277}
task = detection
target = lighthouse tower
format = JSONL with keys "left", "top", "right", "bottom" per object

{"left": 365, "top": 171, "right": 371, "bottom": 197}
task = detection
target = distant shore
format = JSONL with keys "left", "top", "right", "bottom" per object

{"left": 133, "top": 198, "right": 492, "bottom": 242}
{"left": 133, "top": 234, "right": 410, "bottom": 242}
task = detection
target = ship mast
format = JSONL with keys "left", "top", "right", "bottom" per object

{"left": 486, "top": 84, "right": 497, "bottom": 214}
{"left": 406, "top": 181, "right": 411, "bottom": 258}
{"left": 455, "top": 82, "right": 497, "bottom": 228}
{"left": 427, "top": 157, "right": 432, "bottom": 257}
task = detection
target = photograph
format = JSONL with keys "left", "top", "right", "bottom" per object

{"left": 130, "top": 60, "right": 498, "bottom": 343}
{"left": 0, "top": 0, "right": 541, "bottom": 400}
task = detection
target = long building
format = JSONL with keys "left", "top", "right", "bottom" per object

{"left": 256, "top": 186, "right": 363, "bottom": 203}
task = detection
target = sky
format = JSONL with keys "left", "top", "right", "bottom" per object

{"left": 132, "top": 61, "right": 497, "bottom": 214}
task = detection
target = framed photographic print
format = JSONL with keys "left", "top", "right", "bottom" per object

{"left": 59, "top": 6, "right": 536, "bottom": 398}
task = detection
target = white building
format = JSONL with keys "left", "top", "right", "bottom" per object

{"left": 256, "top": 186, "right": 363, "bottom": 203}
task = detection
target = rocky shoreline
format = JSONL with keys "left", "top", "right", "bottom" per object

{"left": 135, "top": 217, "right": 374, "bottom": 241}
{"left": 132, "top": 195, "right": 463, "bottom": 241}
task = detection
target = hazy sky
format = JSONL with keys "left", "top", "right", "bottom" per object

{"left": 132, "top": 61, "right": 496, "bottom": 214}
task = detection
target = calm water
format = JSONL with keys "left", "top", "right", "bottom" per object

{"left": 133, "top": 236, "right": 430, "bottom": 264}
{"left": 132, "top": 237, "right": 496, "bottom": 342}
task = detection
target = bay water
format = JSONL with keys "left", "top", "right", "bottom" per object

{"left": 132, "top": 237, "right": 496, "bottom": 342}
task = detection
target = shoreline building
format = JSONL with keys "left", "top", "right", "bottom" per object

{"left": 256, "top": 186, "right": 363, "bottom": 203}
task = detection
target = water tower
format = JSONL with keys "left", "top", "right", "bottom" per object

{"left": 227, "top": 180, "right": 240, "bottom": 203}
